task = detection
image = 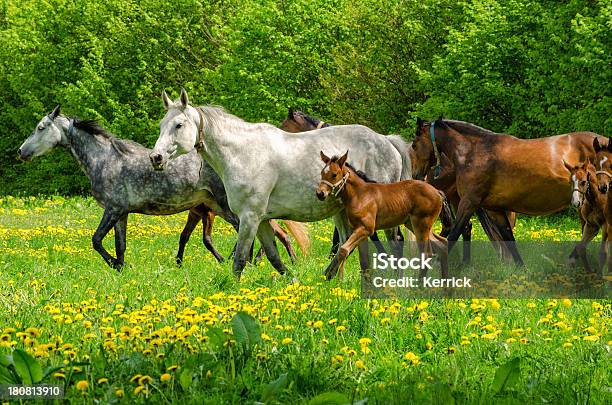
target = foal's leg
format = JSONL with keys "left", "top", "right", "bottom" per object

{"left": 92, "top": 208, "right": 122, "bottom": 269}
{"left": 598, "top": 226, "right": 607, "bottom": 275}
{"left": 176, "top": 209, "right": 201, "bottom": 266}
{"left": 113, "top": 214, "right": 128, "bottom": 268}
{"left": 431, "top": 232, "right": 449, "bottom": 278}
{"left": 576, "top": 222, "right": 599, "bottom": 273}
{"left": 202, "top": 211, "right": 225, "bottom": 263}
{"left": 329, "top": 227, "right": 340, "bottom": 258}
{"left": 270, "top": 220, "right": 297, "bottom": 262}
{"left": 257, "top": 221, "right": 288, "bottom": 275}
{"left": 569, "top": 217, "right": 586, "bottom": 266}
{"left": 410, "top": 217, "right": 435, "bottom": 278}
{"left": 325, "top": 226, "right": 371, "bottom": 280}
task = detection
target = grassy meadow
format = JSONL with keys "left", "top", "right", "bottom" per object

{"left": 0, "top": 196, "right": 610, "bottom": 404}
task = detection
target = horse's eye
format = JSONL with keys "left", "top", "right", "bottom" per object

{"left": 411, "top": 142, "right": 417, "bottom": 149}
{"left": 176, "top": 123, "right": 183, "bottom": 129}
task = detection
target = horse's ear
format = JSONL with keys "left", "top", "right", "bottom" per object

{"left": 607, "top": 140, "right": 612, "bottom": 152}
{"left": 180, "top": 88, "right": 189, "bottom": 109}
{"left": 320, "top": 151, "right": 330, "bottom": 164}
{"left": 562, "top": 160, "right": 573, "bottom": 173}
{"left": 594, "top": 137, "right": 602, "bottom": 152}
{"left": 50, "top": 105, "right": 61, "bottom": 119}
{"left": 337, "top": 150, "right": 349, "bottom": 167}
{"left": 162, "top": 89, "right": 172, "bottom": 110}
{"left": 288, "top": 107, "right": 294, "bottom": 119}
{"left": 416, "top": 117, "right": 423, "bottom": 127}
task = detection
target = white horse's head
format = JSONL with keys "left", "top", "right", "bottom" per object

{"left": 19, "top": 105, "right": 67, "bottom": 160}
{"left": 150, "top": 88, "right": 200, "bottom": 170}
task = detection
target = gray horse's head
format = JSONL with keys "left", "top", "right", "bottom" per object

{"left": 18, "top": 105, "right": 67, "bottom": 160}
{"left": 150, "top": 88, "right": 200, "bottom": 170}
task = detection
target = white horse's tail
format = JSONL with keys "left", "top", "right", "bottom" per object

{"left": 282, "top": 220, "right": 311, "bottom": 255}
{"left": 388, "top": 135, "right": 412, "bottom": 180}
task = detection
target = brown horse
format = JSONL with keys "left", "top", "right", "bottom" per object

{"left": 280, "top": 108, "right": 400, "bottom": 256}
{"left": 177, "top": 205, "right": 299, "bottom": 265}
{"left": 316, "top": 151, "right": 448, "bottom": 280}
{"left": 593, "top": 138, "right": 612, "bottom": 273}
{"left": 564, "top": 160, "right": 607, "bottom": 273}
{"left": 412, "top": 118, "right": 607, "bottom": 263}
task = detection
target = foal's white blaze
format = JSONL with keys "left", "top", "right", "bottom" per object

{"left": 600, "top": 156, "right": 608, "bottom": 169}
{"left": 571, "top": 174, "right": 581, "bottom": 207}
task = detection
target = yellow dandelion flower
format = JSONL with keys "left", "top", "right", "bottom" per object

{"left": 519, "top": 338, "right": 528, "bottom": 344}
{"left": 115, "top": 389, "right": 124, "bottom": 398}
{"left": 138, "top": 375, "right": 152, "bottom": 385}
{"left": 359, "top": 338, "right": 372, "bottom": 346}
{"left": 313, "top": 321, "right": 323, "bottom": 328}
{"left": 563, "top": 342, "right": 573, "bottom": 348}
{"left": 583, "top": 335, "right": 599, "bottom": 342}
{"left": 166, "top": 365, "right": 179, "bottom": 372}
{"left": 328, "top": 318, "right": 337, "bottom": 325}
{"left": 355, "top": 360, "right": 366, "bottom": 370}
{"left": 336, "top": 326, "right": 346, "bottom": 332}
{"left": 97, "top": 378, "right": 109, "bottom": 384}
{"left": 134, "top": 385, "right": 147, "bottom": 395}
{"left": 282, "top": 337, "right": 293, "bottom": 345}
{"left": 53, "top": 372, "right": 65, "bottom": 379}
{"left": 129, "top": 374, "right": 142, "bottom": 383}
{"left": 261, "top": 333, "right": 272, "bottom": 341}
{"left": 160, "top": 373, "right": 172, "bottom": 382}
{"left": 76, "top": 380, "right": 89, "bottom": 391}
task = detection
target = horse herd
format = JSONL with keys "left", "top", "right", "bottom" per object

{"left": 17, "top": 89, "right": 612, "bottom": 279}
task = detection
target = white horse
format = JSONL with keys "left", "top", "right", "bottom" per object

{"left": 150, "top": 89, "right": 412, "bottom": 277}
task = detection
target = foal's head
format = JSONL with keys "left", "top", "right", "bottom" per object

{"left": 317, "top": 151, "right": 349, "bottom": 201}
{"left": 411, "top": 117, "right": 437, "bottom": 180}
{"left": 280, "top": 108, "right": 328, "bottom": 133}
{"left": 593, "top": 138, "right": 612, "bottom": 193}
{"left": 18, "top": 105, "right": 66, "bottom": 160}
{"left": 564, "top": 160, "right": 597, "bottom": 208}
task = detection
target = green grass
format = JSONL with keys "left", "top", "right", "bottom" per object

{"left": 0, "top": 196, "right": 610, "bottom": 404}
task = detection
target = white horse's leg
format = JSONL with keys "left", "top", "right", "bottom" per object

{"left": 233, "top": 211, "right": 261, "bottom": 279}
{"left": 256, "top": 221, "right": 288, "bottom": 275}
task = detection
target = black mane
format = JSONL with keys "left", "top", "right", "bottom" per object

{"left": 438, "top": 119, "right": 502, "bottom": 137}
{"left": 299, "top": 112, "right": 331, "bottom": 128}
{"left": 72, "top": 118, "right": 144, "bottom": 154}
{"left": 329, "top": 155, "right": 376, "bottom": 183}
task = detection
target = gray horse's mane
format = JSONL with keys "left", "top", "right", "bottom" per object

{"left": 440, "top": 119, "right": 502, "bottom": 137}
{"left": 73, "top": 118, "right": 146, "bottom": 155}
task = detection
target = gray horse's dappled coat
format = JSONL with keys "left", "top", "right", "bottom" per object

{"left": 18, "top": 109, "right": 237, "bottom": 268}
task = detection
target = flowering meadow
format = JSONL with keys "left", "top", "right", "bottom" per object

{"left": 0, "top": 196, "right": 610, "bottom": 403}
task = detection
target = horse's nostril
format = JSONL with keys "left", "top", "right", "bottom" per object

{"left": 151, "top": 153, "right": 162, "bottom": 164}
{"left": 17, "top": 148, "right": 22, "bottom": 156}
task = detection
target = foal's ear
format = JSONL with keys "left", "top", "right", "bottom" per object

{"left": 562, "top": 160, "right": 574, "bottom": 173}
{"left": 337, "top": 150, "right": 349, "bottom": 167}
{"left": 320, "top": 151, "right": 331, "bottom": 164}
{"left": 162, "top": 89, "right": 172, "bottom": 110}
{"left": 180, "top": 88, "right": 190, "bottom": 109}
{"left": 594, "top": 137, "right": 602, "bottom": 152}
{"left": 50, "top": 104, "right": 61, "bottom": 119}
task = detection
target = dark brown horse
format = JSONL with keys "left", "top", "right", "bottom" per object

{"left": 411, "top": 126, "right": 516, "bottom": 263}
{"left": 316, "top": 151, "right": 448, "bottom": 280}
{"left": 412, "top": 118, "right": 607, "bottom": 263}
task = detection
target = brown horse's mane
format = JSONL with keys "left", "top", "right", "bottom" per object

{"left": 329, "top": 155, "right": 377, "bottom": 183}
{"left": 439, "top": 119, "right": 504, "bottom": 138}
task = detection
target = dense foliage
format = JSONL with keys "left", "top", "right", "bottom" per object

{"left": 1, "top": 0, "right": 610, "bottom": 195}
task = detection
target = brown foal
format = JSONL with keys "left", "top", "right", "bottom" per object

{"left": 316, "top": 151, "right": 448, "bottom": 280}
{"left": 565, "top": 160, "right": 607, "bottom": 273}
{"left": 593, "top": 138, "right": 612, "bottom": 274}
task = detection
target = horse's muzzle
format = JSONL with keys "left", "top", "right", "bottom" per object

{"left": 316, "top": 190, "right": 328, "bottom": 201}
{"left": 149, "top": 152, "right": 165, "bottom": 171}
{"left": 17, "top": 148, "right": 32, "bottom": 161}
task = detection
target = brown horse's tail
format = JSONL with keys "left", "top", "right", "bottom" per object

{"left": 282, "top": 220, "right": 311, "bottom": 255}
{"left": 438, "top": 191, "right": 454, "bottom": 237}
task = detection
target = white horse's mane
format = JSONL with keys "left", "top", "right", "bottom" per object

{"left": 197, "top": 105, "right": 280, "bottom": 135}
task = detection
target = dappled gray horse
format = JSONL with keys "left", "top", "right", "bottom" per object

{"left": 18, "top": 106, "right": 304, "bottom": 268}
{"left": 150, "top": 89, "right": 411, "bottom": 278}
